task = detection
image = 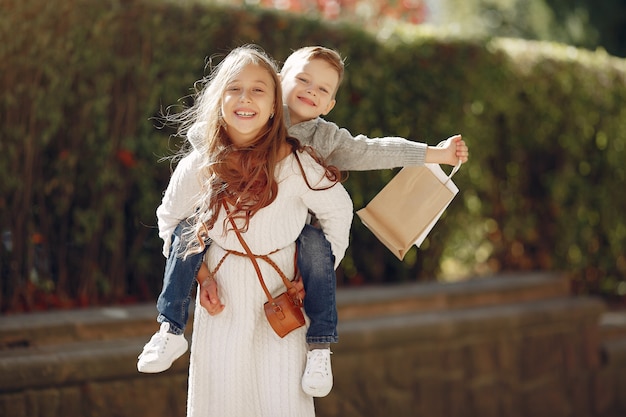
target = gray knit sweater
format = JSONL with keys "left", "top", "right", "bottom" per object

{"left": 284, "top": 105, "right": 427, "bottom": 170}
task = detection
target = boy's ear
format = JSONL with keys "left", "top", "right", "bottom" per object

{"left": 322, "top": 99, "right": 336, "bottom": 116}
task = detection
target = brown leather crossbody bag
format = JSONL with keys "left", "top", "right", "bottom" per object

{"left": 224, "top": 202, "right": 305, "bottom": 338}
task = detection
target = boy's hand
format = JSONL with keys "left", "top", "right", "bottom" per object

{"left": 426, "top": 134, "right": 469, "bottom": 166}
{"left": 441, "top": 135, "right": 469, "bottom": 165}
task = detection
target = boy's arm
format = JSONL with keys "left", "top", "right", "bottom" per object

{"left": 156, "top": 151, "right": 203, "bottom": 257}
{"left": 293, "top": 118, "right": 466, "bottom": 171}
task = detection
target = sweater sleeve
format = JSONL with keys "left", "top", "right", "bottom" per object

{"left": 187, "top": 122, "right": 206, "bottom": 151}
{"left": 292, "top": 117, "right": 427, "bottom": 171}
{"left": 156, "top": 151, "right": 204, "bottom": 257}
{"left": 296, "top": 152, "right": 353, "bottom": 269}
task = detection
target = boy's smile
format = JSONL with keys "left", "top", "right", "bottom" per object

{"left": 296, "top": 95, "right": 316, "bottom": 107}
{"left": 281, "top": 58, "right": 339, "bottom": 125}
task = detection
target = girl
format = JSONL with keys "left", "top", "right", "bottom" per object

{"left": 158, "top": 45, "right": 353, "bottom": 417}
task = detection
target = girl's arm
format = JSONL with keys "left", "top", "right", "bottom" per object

{"left": 156, "top": 151, "right": 204, "bottom": 257}
{"left": 297, "top": 153, "right": 354, "bottom": 269}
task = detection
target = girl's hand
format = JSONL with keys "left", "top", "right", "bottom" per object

{"left": 199, "top": 277, "right": 225, "bottom": 315}
{"left": 293, "top": 276, "right": 306, "bottom": 303}
{"left": 197, "top": 263, "right": 224, "bottom": 315}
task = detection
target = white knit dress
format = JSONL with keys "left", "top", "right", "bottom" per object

{"left": 186, "top": 151, "right": 353, "bottom": 417}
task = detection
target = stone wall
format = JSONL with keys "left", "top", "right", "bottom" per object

{"left": 0, "top": 272, "right": 624, "bottom": 417}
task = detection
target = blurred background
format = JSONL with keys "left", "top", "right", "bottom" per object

{"left": 207, "top": 0, "right": 626, "bottom": 57}
{"left": 1, "top": 0, "right": 625, "bottom": 314}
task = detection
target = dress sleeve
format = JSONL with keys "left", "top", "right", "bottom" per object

{"left": 156, "top": 151, "right": 204, "bottom": 257}
{"left": 296, "top": 152, "right": 353, "bottom": 269}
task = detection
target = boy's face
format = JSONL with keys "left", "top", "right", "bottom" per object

{"left": 281, "top": 58, "right": 339, "bottom": 125}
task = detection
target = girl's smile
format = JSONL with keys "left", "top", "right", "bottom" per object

{"left": 222, "top": 63, "right": 276, "bottom": 147}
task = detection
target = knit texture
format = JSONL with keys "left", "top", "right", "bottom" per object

{"left": 186, "top": 152, "right": 352, "bottom": 417}
{"left": 284, "top": 105, "right": 427, "bottom": 171}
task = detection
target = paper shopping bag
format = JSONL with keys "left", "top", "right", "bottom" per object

{"left": 356, "top": 162, "right": 461, "bottom": 260}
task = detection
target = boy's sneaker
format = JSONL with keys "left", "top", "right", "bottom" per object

{"left": 301, "top": 348, "right": 333, "bottom": 397}
{"left": 137, "top": 322, "right": 188, "bottom": 373}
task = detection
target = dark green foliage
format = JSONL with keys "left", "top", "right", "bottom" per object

{"left": 1, "top": 0, "right": 625, "bottom": 312}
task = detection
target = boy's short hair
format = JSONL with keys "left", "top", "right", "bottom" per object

{"left": 281, "top": 46, "right": 345, "bottom": 95}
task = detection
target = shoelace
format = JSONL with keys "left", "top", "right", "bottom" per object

{"left": 306, "top": 350, "right": 331, "bottom": 376}
{"left": 138, "top": 329, "right": 168, "bottom": 358}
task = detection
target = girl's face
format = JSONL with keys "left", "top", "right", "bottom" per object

{"left": 221, "top": 63, "right": 276, "bottom": 147}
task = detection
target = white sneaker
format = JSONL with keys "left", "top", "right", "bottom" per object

{"left": 137, "top": 322, "right": 188, "bottom": 373}
{"left": 301, "top": 348, "right": 333, "bottom": 397}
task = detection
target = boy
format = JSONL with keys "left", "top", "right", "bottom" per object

{"left": 138, "top": 46, "right": 468, "bottom": 398}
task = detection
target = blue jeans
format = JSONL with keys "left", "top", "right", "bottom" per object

{"left": 296, "top": 224, "right": 338, "bottom": 343}
{"left": 156, "top": 222, "right": 338, "bottom": 343}
{"left": 156, "top": 222, "right": 205, "bottom": 336}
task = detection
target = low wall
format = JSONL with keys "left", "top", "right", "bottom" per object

{"left": 0, "top": 272, "right": 623, "bottom": 417}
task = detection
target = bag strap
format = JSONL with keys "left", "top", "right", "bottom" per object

{"left": 222, "top": 201, "right": 298, "bottom": 303}
{"left": 447, "top": 159, "right": 462, "bottom": 181}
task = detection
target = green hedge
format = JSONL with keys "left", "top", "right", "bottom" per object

{"left": 1, "top": 0, "right": 625, "bottom": 312}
